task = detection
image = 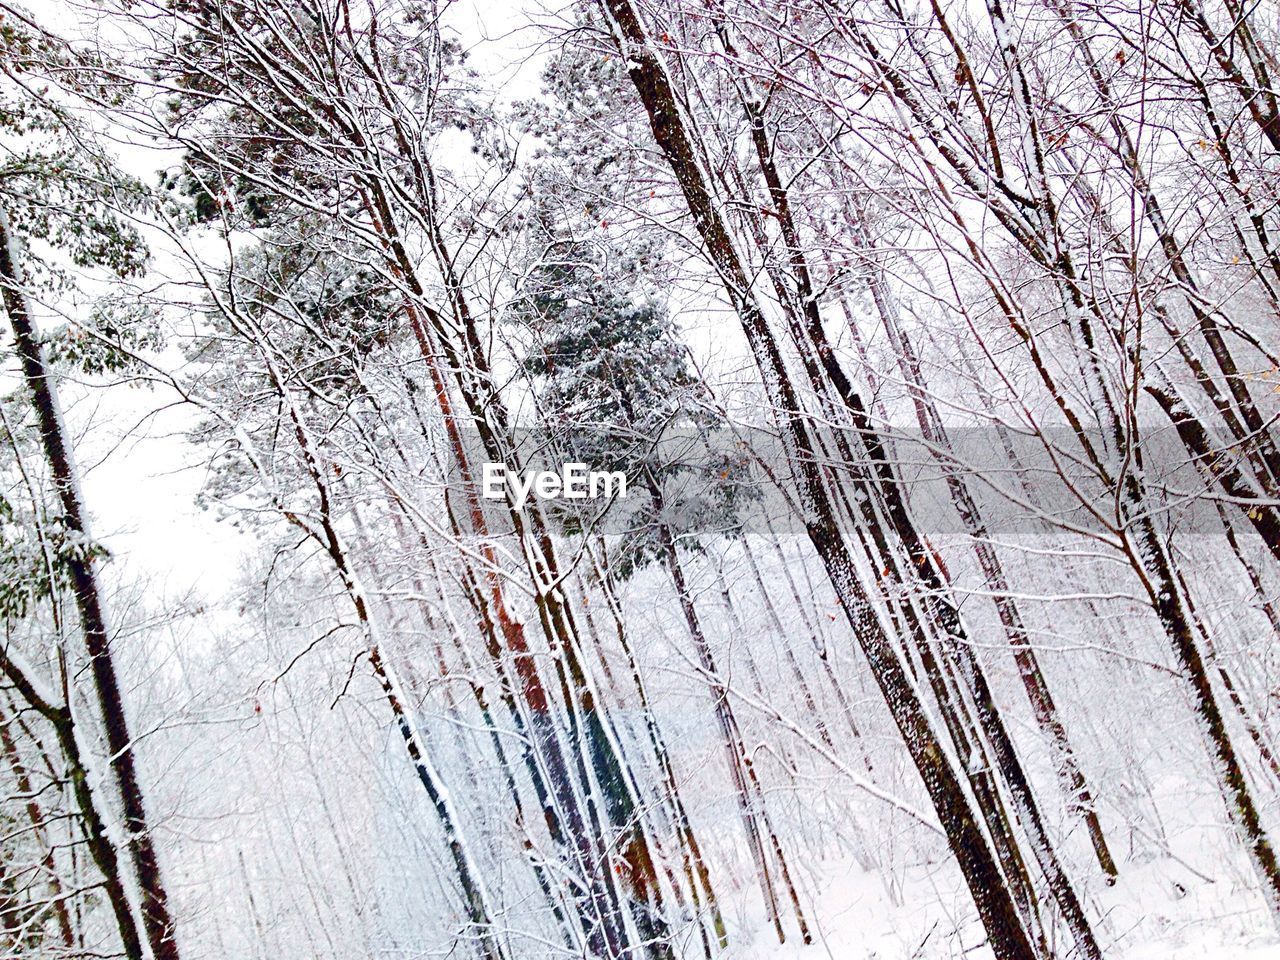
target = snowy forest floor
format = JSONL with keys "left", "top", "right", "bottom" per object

{"left": 720, "top": 777, "right": 1280, "bottom": 958}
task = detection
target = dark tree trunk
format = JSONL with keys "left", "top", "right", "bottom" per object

{"left": 0, "top": 211, "right": 179, "bottom": 960}
{"left": 596, "top": 5, "right": 1039, "bottom": 955}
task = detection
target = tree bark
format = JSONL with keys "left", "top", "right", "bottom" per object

{"left": 0, "top": 209, "right": 179, "bottom": 960}
{"left": 597, "top": 4, "right": 1040, "bottom": 955}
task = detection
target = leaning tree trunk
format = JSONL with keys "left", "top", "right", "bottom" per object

{"left": 0, "top": 209, "right": 180, "bottom": 960}
{"left": 402, "top": 371, "right": 628, "bottom": 952}
{"left": 395, "top": 299, "right": 638, "bottom": 955}
{"left": 692, "top": 19, "right": 1102, "bottom": 953}
{"left": 833, "top": 0, "right": 1280, "bottom": 928}
{"left": 0, "top": 660, "right": 143, "bottom": 960}
{"left": 368, "top": 183, "right": 672, "bottom": 955}
{"left": 649, "top": 479, "right": 810, "bottom": 945}
{"left": 0, "top": 703, "right": 75, "bottom": 950}
{"left": 842, "top": 198, "right": 1117, "bottom": 879}
{"left": 982, "top": 0, "right": 1280, "bottom": 915}
{"left": 266, "top": 378, "right": 509, "bottom": 960}
{"left": 391, "top": 512, "right": 577, "bottom": 948}
{"left": 596, "top": 4, "right": 1039, "bottom": 956}
{"left": 584, "top": 543, "right": 728, "bottom": 949}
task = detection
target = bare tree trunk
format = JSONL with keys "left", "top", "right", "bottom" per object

{"left": 404, "top": 320, "right": 634, "bottom": 956}
{"left": 375, "top": 186, "right": 673, "bottom": 953}
{"left": 1129, "top": 500, "right": 1280, "bottom": 920}
{"left": 586, "top": 543, "right": 729, "bottom": 948}
{"left": 738, "top": 539, "right": 836, "bottom": 751}
{"left": 0, "top": 652, "right": 143, "bottom": 960}
{"left": 1175, "top": 568, "right": 1280, "bottom": 784}
{"left": 0, "top": 705, "right": 75, "bottom": 950}
{"left": 220, "top": 321, "right": 510, "bottom": 960}
{"left": 693, "top": 17, "right": 1103, "bottom": 951}
{"left": 653, "top": 499, "right": 808, "bottom": 945}
{"left": 571, "top": 567, "right": 723, "bottom": 955}
{"left": 388, "top": 512, "right": 577, "bottom": 948}
{"left": 846, "top": 204, "right": 1117, "bottom": 880}
{"left": 759, "top": 517, "right": 873, "bottom": 763}
{"left": 596, "top": 5, "right": 1039, "bottom": 955}
{"left": 0, "top": 209, "right": 179, "bottom": 960}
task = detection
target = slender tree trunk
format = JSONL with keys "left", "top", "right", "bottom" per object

{"left": 597, "top": 6, "right": 1039, "bottom": 955}
{"left": 280, "top": 396, "right": 509, "bottom": 960}
{"left": 0, "top": 210, "right": 179, "bottom": 960}
{"left": 0, "top": 657, "right": 143, "bottom": 960}
{"left": 1129, "top": 500, "right": 1280, "bottom": 920}
{"left": 846, "top": 203, "right": 1117, "bottom": 880}
{"left": 570, "top": 572, "right": 720, "bottom": 957}
{"left": 760, "top": 517, "right": 873, "bottom": 763}
{"left": 388, "top": 511, "right": 577, "bottom": 947}
{"left": 0, "top": 705, "right": 75, "bottom": 949}
{"left": 738, "top": 539, "right": 836, "bottom": 751}
{"left": 831, "top": 0, "right": 1280, "bottom": 924}
{"left": 653, "top": 503, "right": 804, "bottom": 944}
{"left": 403, "top": 314, "right": 634, "bottom": 956}
{"left": 586, "top": 544, "right": 729, "bottom": 948}
{"left": 696, "top": 19, "right": 1103, "bottom": 951}
{"left": 372, "top": 179, "right": 672, "bottom": 952}
{"left": 1175, "top": 568, "right": 1280, "bottom": 784}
